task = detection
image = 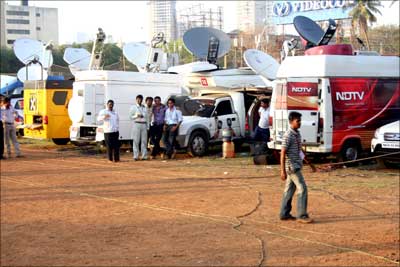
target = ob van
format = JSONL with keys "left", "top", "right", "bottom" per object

{"left": 269, "top": 45, "right": 400, "bottom": 161}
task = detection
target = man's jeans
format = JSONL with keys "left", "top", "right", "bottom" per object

{"left": 163, "top": 125, "right": 177, "bottom": 157}
{"left": 280, "top": 170, "right": 309, "bottom": 219}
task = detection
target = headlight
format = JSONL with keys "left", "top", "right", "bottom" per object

{"left": 374, "top": 128, "right": 380, "bottom": 139}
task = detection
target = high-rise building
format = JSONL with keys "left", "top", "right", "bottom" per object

{"left": 148, "top": 1, "right": 177, "bottom": 42}
{"left": 1, "top": 1, "right": 59, "bottom": 48}
{"left": 236, "top": 1, "right": 266, "bottom": 33}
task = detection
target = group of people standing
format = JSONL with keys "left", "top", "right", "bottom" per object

{"left": 0, "top": 95, "right": 22, "bottom": 160}
{"left": 97, "top": 95, "right": 182, "bottom": 163}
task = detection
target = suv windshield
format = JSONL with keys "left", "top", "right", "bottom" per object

{"left": 180, "top": 99, "right": 215, "bottom": 117}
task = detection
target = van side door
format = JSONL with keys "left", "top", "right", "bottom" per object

{"left": 213, "top": 98, "right": 240, "bottom": 139}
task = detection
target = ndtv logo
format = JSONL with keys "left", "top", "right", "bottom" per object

{"left": 336, "top": 91, "right": 365, "bottom": 101}
{"left": 200, "top": 77, "right": 208, "bottom": 87}
{"left": 292, "top": 87, "right": 312, "bottom": 93}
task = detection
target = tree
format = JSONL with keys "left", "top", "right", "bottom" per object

{"left": 349, "top": 0, "right": 382, "bottom": 50}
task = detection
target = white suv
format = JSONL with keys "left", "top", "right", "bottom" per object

{"left": 371, "top": 120, "right": 400, "bottom": 164}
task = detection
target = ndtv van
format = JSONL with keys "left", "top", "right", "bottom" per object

{"left": 269, "top": 45, "right": 400, "bottom": 161}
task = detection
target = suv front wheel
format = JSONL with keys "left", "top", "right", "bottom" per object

{"left": 188, "top": 131, "right": 208, "bottom": 157}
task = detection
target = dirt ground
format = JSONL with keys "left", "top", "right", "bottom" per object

{"left": 1, "top": 140, "right": 399, "bottom": 267}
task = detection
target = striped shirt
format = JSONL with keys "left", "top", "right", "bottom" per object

{"left": 281, "top": 127, "right": 303, "bottom": 173}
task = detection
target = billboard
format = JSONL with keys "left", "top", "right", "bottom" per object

{"left": 273, "top": 0, "right": 354, "bottom": 25}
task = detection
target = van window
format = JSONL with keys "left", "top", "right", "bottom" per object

{"left": 372, "top": 80, "right": 400, "bottom": 109}
{"left": 52, "top": 91, "right": 68, "bottom": 105}
{"left": 215, "top": 100, "right": 233, "bottom": 116}
{"left": 14, "top": 99, "right": 24, "bottom": 110}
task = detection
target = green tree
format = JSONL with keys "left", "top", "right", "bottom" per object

{"left": 369, "top": 25, "right": 400, "bottom": 55}
{"left": 0, "top": 46, "right": 24, "bottom": 74}
{"left": 349, "top": 0, "right": 382, "bottom": 50}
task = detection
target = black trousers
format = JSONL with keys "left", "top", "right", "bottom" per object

{"left": 150, "top": 124, "right": 164, "bottom": 156}
{"left": 104, "top": 131, "right": 120, "bottom": 161}
{"left": 0, "top": 121, "right": 4, "bottom": 158}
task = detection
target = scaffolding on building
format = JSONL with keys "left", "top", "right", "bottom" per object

{"left": 177, "top": 4, "right": 223, "bottom": 39}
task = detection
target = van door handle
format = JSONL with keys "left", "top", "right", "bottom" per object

{"left": 231, "top": 118, "right": 236, "bottom": 121}
{"left": 311, "top": 112, "right": 317, "bottom": 116}
{"left": 312, "top": 122, "right": 316, "bottom": 126}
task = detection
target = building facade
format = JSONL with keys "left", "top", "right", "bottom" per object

{"left": 1, "top": 1, "right": 59, "bottom": 48}
{"left": 236, "top": 1, "right": 267, "bottom": 33}
{"left": 148, "top": 0, "right": 177, "bottom": 42}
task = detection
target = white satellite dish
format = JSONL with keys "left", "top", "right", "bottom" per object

{"left": 183, "top": 27, "right": 231, "bottom": 64}
{"left": 168, "top": 61, "right": 218, "bottom": 74}
{"left": 123, "top": 42, "right": 150, "bottom": 69}
{"left": 17, "top": 64, "right": 48, "bottom": 82}
{"left": 63, "top": 47, "right": 91, "bottom": 71}
{"left": 13, "top": 38, "right": 53, "bottom": 69}
{"left": 243, "top": 49, "right": 280, "bottom": 80}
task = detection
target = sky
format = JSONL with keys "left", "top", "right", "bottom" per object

{"left": 6, "top": 0, "right": 400, "bottom": 45}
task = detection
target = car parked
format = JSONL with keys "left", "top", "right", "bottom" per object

{"left": 10, "top": 95, "right": 24, "bottom": 136}
{"left": 371, "top": 120, "right": 400, "bottom": 166}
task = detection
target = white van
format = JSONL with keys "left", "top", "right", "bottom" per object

{"left": 68, "top": 70, "right": 188, "bottom": 144}
{"left": 269, "top": 45, "right": 400, "bottom": 161}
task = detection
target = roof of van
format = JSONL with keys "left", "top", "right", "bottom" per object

{"left": 277, "top": 55, "right": 399, "bottom": 78}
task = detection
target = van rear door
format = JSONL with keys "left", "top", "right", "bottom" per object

{"left": 83, "top": 84, "right": 105, "bottom": 125}
{"left": 287, "top": 78, "right": 319, "bottom": 144}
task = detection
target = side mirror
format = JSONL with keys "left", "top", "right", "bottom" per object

{"left": 217, "top": 120, "right": 223, "bottom": 129}
{"left": 213, "top": 111, "right": 218, "bottom": 117}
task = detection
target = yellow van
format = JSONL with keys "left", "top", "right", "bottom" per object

{"left": 23, "top": 79, "right": 73, "bottom": 145}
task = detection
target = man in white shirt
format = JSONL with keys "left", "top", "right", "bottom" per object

{"left": 163, "top": 98, "right": 183, "bottom": 159}
{"left": 97, "top": 99, "right": 120, "bottom": 162}
{"left": 253, "top": 98, "right": 270, "bottom": 142}
{"left": 1, "top": 97, "right": 22, "bottom": 158}
{"left": 129, "top": 94, "right": 148, "bottom": 160}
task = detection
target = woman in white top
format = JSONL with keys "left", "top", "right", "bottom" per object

{"left": 97, "top": 99, "right": 120, "bottom": 162}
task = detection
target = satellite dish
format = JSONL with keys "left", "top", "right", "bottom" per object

{"left": 17, "top": 64, "right": 48, "bottom": 82}
{"left": 243, "top": 49, "right": 280, "bottom": 80}
{"left": 168, "top": 61, "right": 218, "bottom": 74}
{"left": 183, "top": 27, "right": 231, "bottom": 62}
{"left": 293, "top": 16, "right": 336, "bottom": 48}
{"left": 63, "top": 47, "right": 91, "bottom": 71}
{"left": 123, "top": 42, "right": 150, "bottom": 69}
{"left": 13, "top": 38, "right": 53, "bottom": 68}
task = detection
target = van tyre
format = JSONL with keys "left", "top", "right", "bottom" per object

{"left": 52, "top": 138, "right": 70, "bottom": 145}
{"left": 339, "top": 141, "right": 361, "bottom": 165}
{"left": 188, "top": 131, "right": 208, "bottom": 157}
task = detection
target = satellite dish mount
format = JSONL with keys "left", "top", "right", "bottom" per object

{"left": 293, "top": 16, "right": 337, "bottom": 50}
{"left": 89, "top": 28, "right": 106, "bottom": 70}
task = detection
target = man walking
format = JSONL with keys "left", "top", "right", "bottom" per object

{"left": 150, "top": 96, "right": 166, "bottom": 159}
{"left": 163, "top": 98, "right": 182, "bottom": 159}
{"left": 129, "top": 94, "right": 148, "bottom": 160}
{"left": 97, "top": 100, "right": 120, "bottom": 162}
{"left": 1, "top": 97, "right": 22, "bottom": 158}
{"left": 280, "top": 111, "right": 313, "bottom": 223}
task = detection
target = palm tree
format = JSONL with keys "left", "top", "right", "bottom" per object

{"left": 349, "top": 0, "right": 382, "bottom": 50}
{"left": 389, "top": 0, "right": 398, "bottom": 7}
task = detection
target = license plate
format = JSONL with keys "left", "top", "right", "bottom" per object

{"left": 382, "top": 142, "right": 400, "bottom": 149}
